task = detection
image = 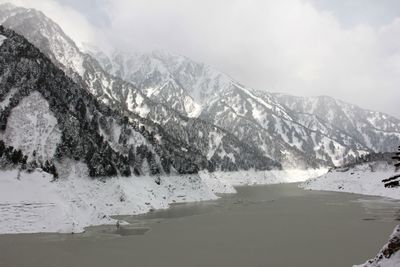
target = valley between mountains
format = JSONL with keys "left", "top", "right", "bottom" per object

{"left": 0, "top": 3, "right": 399, "bottom": 267}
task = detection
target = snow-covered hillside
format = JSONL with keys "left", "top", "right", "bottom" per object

{"left": 274, "top": 93, "right": 400, "bottom": 153}
{"left": 0, "top": 165, "right": 218, "bottom": 234}
{"left": 0, "top": 26, "right": 161, "bottom": 177}
{"left": 202, "top": 83, "right": 369, "bottom": 167}
{"left": 3, "top": 91, "right": 62, "bottom": 163}
{"left": 84, "top": 49, "right": 233, "bottom": 109}
{"left": 301, "top": 162, "right": 400, "bottom": 200}
{"left": 0, "top": 3, "right": 85, "bottom": 79}
{"left": 3, "top": 3, "right": 400, "bottom": 170}
{"left": 0, "top": 3, "right": 275, "bottom": 172}
{"left": 87, "top": 46, "right": 400, "bottom": 168}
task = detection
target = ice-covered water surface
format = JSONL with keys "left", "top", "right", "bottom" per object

{"left": 0, "top": 183, "right": 398, "bottom": 267}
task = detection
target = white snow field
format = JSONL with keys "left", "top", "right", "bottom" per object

{"left": 3, "top": 91, "right": 62, "bottom": 163}
{"left": 0, "top": 164, "right": 326, "bottom": 234}
{"left": 301, "top": 162, "right": 400, "bottom": 200}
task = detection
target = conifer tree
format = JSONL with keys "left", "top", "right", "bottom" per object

{"left": 382, "top": 146, "right": 400, "bottom": 188}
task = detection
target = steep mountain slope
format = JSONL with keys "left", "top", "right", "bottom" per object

{"left": 0, "top": 3, "right": 84, "bottom": 81}
{"left": 273, "top": 93, "right": 400, "bottom": 152}
{"left": 0, "top": 3, "right": 275, "bottom": 171}
{"left": 0, "top": 3, "right": 140, "bottom": 108}
{"left": 86, "top": 49, "right": 232, "bottom": 117}
{"left": 203, "top": 84, "right": 371, "bottom": 167}
{"left": 3, "top": 3, "right": 397, "bottom": 169}
{"left": 0, "top": 26, "right": 216, "bottom": 177}
{"left": 91, "top": 49, "right": 380, "bottom": 167}
{"left": 86, "top": 40, "right": 400, "bottom": 167}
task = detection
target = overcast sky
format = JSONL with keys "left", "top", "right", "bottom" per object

{"left": 4, "top": 0, "right": 400, "bottom": 117}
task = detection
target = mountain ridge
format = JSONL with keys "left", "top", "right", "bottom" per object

{"left": 1, "top": 3, "right": 399, "bottom": 170}
{"left": 0, "top": 3, "right": 277, "bottom": 172}
{"left": 89, "top": 45, "right": 400, "bottom": 166}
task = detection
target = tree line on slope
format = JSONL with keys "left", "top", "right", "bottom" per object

{"left": 382, "top": 146, "right": 400, "bottom": 188}
{"left": 0, "top": 26, "right": 170, "bottom": 178}
{"left": 0, "top": 140, "right": 58, "bottom": 177}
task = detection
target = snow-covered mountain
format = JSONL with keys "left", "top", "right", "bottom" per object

{"left": 273, "top": 93, "right": 400, "bottom": 152}
{"left": 0, "top": 3, "right": 276, "bottom": 172}
{"left": 91, "top": 48, "right": 350, "bottom": 167}
{"left": 85, "top": 49, "right": 233, "bottom": 117}
{"left": 201, "top": 84, "right": 371, "bottom": 167}
{"left": 0, "top": 26, "right": 164, "bottom": 177}
{"left": 0, "top": 3, "right": 84, "bottom": 80}
{"left": 2, "top": 3, "right": 400, "bottom": 169}
{"left": 87, "top": 47, "right": 400, "bottom": 167}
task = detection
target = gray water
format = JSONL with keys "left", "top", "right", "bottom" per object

{"left": 0, "top": 183, "right": 399, "bottom": 267}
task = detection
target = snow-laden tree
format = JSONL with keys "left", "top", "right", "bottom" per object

{"left": 382, "top": 146, "right": 400, "bottom": 188}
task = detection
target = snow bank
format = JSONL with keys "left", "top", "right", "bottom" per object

{"left": 0, "top": 166, "right": 327, "bottom": 234}
{"left": 0, "top": 163, "right": 218, "bottom": 234}
{"left": 354, "top": 225, "right": 400, "bottom": 267}
{"left": 0, "top": 169, "right": 87, "bottom": 234}
{"left": 301, "top": 162, "right": 400, "bottom": 200}
{"left": 198, "top": 171, "right": 236, "bottom": 194}
{"left": 209, "top": 168, "right": 328, "bottom": 186}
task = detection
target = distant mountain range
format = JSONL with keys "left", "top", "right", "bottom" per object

{"left": 88, "top": 46, "right": 400, "bottom": 167}
{"left": 0, "top": 3, "right": 399, "bottom": 177}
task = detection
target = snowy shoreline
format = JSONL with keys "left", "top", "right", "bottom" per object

{"left": 0, "top": 165, "right": 326, "bottom": 234}
{"left": 301, "top": 162, "right": 400, "bottom": 200}
{"left": 2, "top": 161, "right": 398, "bottom": 235}
{"left": 2, "top": 163, "right": 399, "bottom": 266}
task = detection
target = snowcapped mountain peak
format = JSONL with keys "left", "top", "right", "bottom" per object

{"left": 1, "top": 4, "right": 275, "bottom": 172}
{"left": 2, "top": 3, "right": 400, "bottom": 170}
{"left": 0, "top": 3, "right": 85, "bottom": 78}
{"left": 87, "top": 47, "right": 235, "bottom": 106}
{"left": 84, "top": 42, "right": 400, "bottom": 167}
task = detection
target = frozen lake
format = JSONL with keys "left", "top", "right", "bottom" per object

{"left": 0, "top": 183, "right": 399, "bottom": 267}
